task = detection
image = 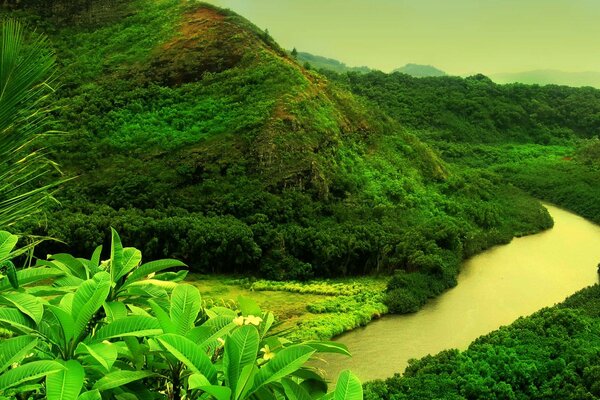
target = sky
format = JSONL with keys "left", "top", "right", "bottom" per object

{"left": 205, "top": 0, "right": 600, "bottom": 76}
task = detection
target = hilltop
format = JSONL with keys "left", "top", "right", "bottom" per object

{"left": 393, "top": 64, "right": 447, "bottom": 77}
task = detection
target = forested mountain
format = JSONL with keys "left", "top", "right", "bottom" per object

{"left": 5, "top": 0, "right": 551, "bottom": 313}
{"left": 325, "top": 71, "right": 600, "bottom": 143}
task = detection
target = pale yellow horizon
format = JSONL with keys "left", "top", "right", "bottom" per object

{"left": 204, "top": 0, "right": 600, "bottom": 76}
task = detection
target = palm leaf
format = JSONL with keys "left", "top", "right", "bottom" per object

{"left": 0, "top": 19, "right": 65, "bottom": 229}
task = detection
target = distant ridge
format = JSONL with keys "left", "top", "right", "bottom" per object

{"left": 393, "top": 64, "right": 446, "bottom": 77}
{"left": 491, "top": 70, "right": 600, "bottom": 89}
{"left": 293, "top": 51, "right": 371, "bottom": 73}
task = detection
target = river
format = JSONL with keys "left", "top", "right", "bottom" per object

{"left": 320, "top": 204, "right": 600, "bottom": 382}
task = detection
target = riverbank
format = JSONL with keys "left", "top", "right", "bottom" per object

{"left": 319, "top": 204, "right": 600, "bottom": 381}
{"left": 188, "top": 274, "right": 388, "bottom": 340}
{"left": 364, "top": 283, "right": 600, "bottom": 399}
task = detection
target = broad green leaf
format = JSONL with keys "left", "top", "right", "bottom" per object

{"left": 0, "top": 267, "right": 63, "bottom": 290}
{"left": 123, "top": 337, "right": 145, "bottom": 370}
{"left": 153, "top": 270, "right": 188, "bottom": 282}
{"left": 237, "top": 296, "right": 261, "bottom": 317}
{"left": 196, "top": 385, "right": 232, "bottom": 400}
{"left": 0, "top": 360, "right": 64, "bottom": 392}
{"left": 281, "top": 378, "right": 314, "bottom": 400}
{"left": 224, "top": 325, "right": 259, "bottom": 396}
{"left": 235, "top": 364, "right": 257, "bottom": 400}
{"left": 49, "top": 254, "right": 87, "bottom": 280}
{"left": 92, "top": 315, "right": 161, "bottom": 342}
{"left": 157, "top": 334, "right": 217, "bottom": 384}
{"left": 0, "top": 335, "right": 37, "bottom": 373}
{"left": 0, "top": 307, "right": 35, "bottom": 332}
{"left": 76, "top": 342, "right": 117, "bottom": 372}
{"left": 78, "top": 390, "right": 101, "bottom": 400}
{"left": 127, "top": 304, "right": 151, "bottom": 316}
{"left": 103, "top": 301, "right": 127, "bottom": 323}
{"left": 88, "top": 245, "right": 103, "bottom": 276}
{"left": 252, "top": 345, "right": 315, "bottom": 393}
{"left": 303, "top": 341, "right": 351, "bottom": 356}
{"left": 59, "top": 293, "right": 74, "bottom": 315}
{"left": 260, "top": 312, "right": 275, "bottom": 338}
{"left": 71, "top": 272, "right": 111, "bottom": 340}
{"left": 196, "top": 316, "right": 236, "bottom": 352}
{"left": 26, "top": 286, "right": 72, "bottom": 297}
{"left": 293, "top": 368, "right": 328, "bottom": 397}
{"left": 92, "top": 370, "right": 155, "bottom": 391}
{"left": 47, "top": 305, "right": 74, "bottom": 347}
{"left": 46, "top": 360, "right": 84, "bottom": 400}
{"left": 114, "top": 247, "right": 141, "bottom": 281}
{"left": 122, "top": 259, "right": 186, "bottom": 288}
{"left": 53, "top": 275, "right": 85, "bottom": 288}
{"left": 110, "top": 228, "right": 124, "bottom": 285}
{"left": 333, "top": 370, "right": 362, "bottom": 400}
{"left": 170, "top": 284, "right": 201, "bottom": 336}
{"left": 0, "top": 232, "right": 17, "bottom": 261}
{"left": 0, "top": 291, "right": 44, "bottom": 324}
{"left": 187, "top": 373, "right": 211, "bottom": 388}
{"left": 148, "top": 299, "right": 175, "bottom": 334}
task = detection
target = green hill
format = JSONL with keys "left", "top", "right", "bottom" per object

{"left": 7, "top": 1, "right": 551, "bottom": 311}
{"left": 393, "top": 64, "right": 447, "bottom": 77}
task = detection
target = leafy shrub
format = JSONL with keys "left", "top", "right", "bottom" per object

{"left": 0, "top": 230, "right": 363, "bottom": 399}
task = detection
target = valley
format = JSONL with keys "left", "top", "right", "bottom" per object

{"left": 1, "top": 0, "right": 600, "bottom": 399}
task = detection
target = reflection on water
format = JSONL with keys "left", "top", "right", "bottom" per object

{"left": 319, "top": 204, "right": 600, "bottom": 382}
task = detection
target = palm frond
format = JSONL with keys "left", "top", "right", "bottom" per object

{"left": 0, "top": 18, "right": 64, "bottom": 229}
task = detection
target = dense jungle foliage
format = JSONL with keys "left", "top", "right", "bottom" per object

{"left": 323, "top": 68, "right": 600, "bottom": 237}
{"left": 364, "top": 284, "right": 600, "bottom": 400}
{"left": 6, "top": 0, "right": 554, "bottom": 318}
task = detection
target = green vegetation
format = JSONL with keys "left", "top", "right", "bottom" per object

{"left": 189, "top": 276, "right": 388, "bottom": 341}
{"left": 0, "top": 229, "right": 362, "bottom": 399}
{"left": 364, "top": 284, "right": 600, "bottom": 400}
{"left": 4, "top": 0, "right": 553, "bottom": 318}
{"left": 331, "top": 70, "right": 600, "bottom": 143}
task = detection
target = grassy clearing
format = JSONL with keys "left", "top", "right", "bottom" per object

{"left": 187, "top": 274, "right": 388, "bottom": 340}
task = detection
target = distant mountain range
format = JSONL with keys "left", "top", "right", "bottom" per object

{"left": 393, "top": 64, "right": 447, "bottom": 77}
{"left": 294, "top": 51, "right": 372, "bottom": 74}
{"left": 293, "top": 52, "right": 449, "bottom": 78}
{"left": 294, "top": 51, "right": 600, "bottom": 89}
{"left": 490, "top": 70, "right": 600, "bottom": 89}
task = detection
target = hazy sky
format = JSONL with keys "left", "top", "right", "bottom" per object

{"left": 205, "top": 0, "right": 600, "bottom": 75}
